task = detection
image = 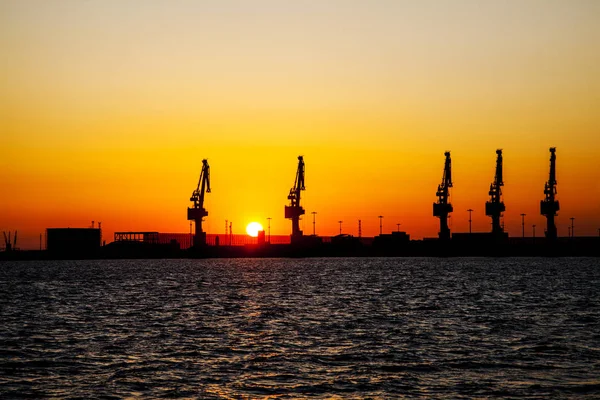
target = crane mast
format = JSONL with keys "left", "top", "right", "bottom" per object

{"left": 485, "top": 149, "right": 505, "bottom": 235}
{"left": 433, "top": 151, "right": 453, "bottom": 240}
{"left": 187, "top": 159, "right": 211, "bottom": 246}
{"left": 540, "top": 147, "right": 559, "bottom": 240}
{"left": 285, "top": 156, "right": 305, "bottom": 240}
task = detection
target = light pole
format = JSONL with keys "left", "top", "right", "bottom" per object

{"left": 267, "top": 217, "right": 272, "bottom": 243}
{"left": 378, "top": 215, "right": 383, "bottom": 235}
{"left": 396, "top": 223, "right": 401, "bottom": 232}
{"left": 467, "top": 209, "right": 473, "bottom": 234}
{"left": 338, "top": 220, "right": 343, "bottom": 235}
{"left": 570, "top": 217, "right": 575, "bottom": 238}
{"left": 520, "top": 214, "right": 526, "bottom": 238}
{"left": 311, "top": 212, "right": 317, "bottom": 236}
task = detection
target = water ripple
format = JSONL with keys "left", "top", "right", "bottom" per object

{"left": 1, "top": 257, "right": 599, "bottom": 398}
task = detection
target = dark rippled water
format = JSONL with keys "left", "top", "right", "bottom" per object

{"left": 1, "top": 258, "right": 599, "bottom": 398}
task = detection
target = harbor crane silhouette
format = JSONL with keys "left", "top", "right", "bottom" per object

{"left": 285, "top": 156, "right": 305, "bottom": 241}
{"left": 486, "top": 149, "right": 505, "bottom": 235}
{"left": 434, "top": 152, "right": 453, "bottom": 240}
{"left": 187, "top": 159, "right": 211, "bottom": 246}
{"left": 541, "top": 148, "right": 559, "bottom": 240}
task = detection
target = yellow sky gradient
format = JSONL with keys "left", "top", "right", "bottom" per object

{"left": 2, "top": 0, "right": 599, "bottom": 248}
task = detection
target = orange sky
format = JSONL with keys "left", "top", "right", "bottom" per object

{"left": 2, "top": 0, "right": 600, "bottom": 249}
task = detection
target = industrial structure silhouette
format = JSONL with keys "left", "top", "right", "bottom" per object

{"left": 433, "top": 151, "right": 453, "bottom": 241}
{"left": 187, "top": 159, "right": 211, "bottom": 247}
{"left": 285, "top": 156, "right": 306, "bottom": 242}
{"left": 486, "top": 149, "right": 506, "bottom": 237}
{"left": 2, "top": 147, "right": 599, "bottom": 259}
{"left": 541, "top": 147, "right": 560, "bottom": 241}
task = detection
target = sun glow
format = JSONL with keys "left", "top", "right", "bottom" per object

{"left": 246, "top": 222, "right": 263, "bottom": 237}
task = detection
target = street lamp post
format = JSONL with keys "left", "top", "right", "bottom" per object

{"left": 396, "top": 223, "right": 401, "bottom": 232}
{"left": 338, "top": 221, "right": 343, "bottom": 235}
{"left": 521, "top": 214, "right": 526, "bottom": 238}
{"left": 378, "top": 215, "right": 383, "bottom": 235}
{"left": 467, "top": 209, "right": 473, "bottom": 234}
{"left": 570, "top": 217, "right": 575, "bottom": 238}
{"left": 311, "top": 212, "right": 317, "bottom": 236}
{"left": 267, "top": 217, "right": 272, "bottom": 243}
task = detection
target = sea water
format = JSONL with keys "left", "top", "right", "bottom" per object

{"left": 1, "top": 258, "right": 599, "bottom": 398}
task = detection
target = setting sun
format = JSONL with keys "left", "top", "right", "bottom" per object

{"left": 246, "top": 222, "right": 263, "bottom": 237}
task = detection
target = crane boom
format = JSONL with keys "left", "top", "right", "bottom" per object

{"left": 540, "top": 147, "right": 559, "bottom": 240}
{"left": 285, "top": 156, "right": 306, "bottom": 239}
{"left": 188, "top": 159, "right": 211, "bottom": 246}
{"left": 433, "top": 151, "right": 453, "bottom": 240}
{"left": 485, "top": 149, "right": 505, "bottom": 235}
{"left": 191, "top": 159, "right": 211, "bottom": 209}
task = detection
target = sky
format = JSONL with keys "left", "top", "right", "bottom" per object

{"left": 1, "top": 0, "right": 599, "bottom": 249}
